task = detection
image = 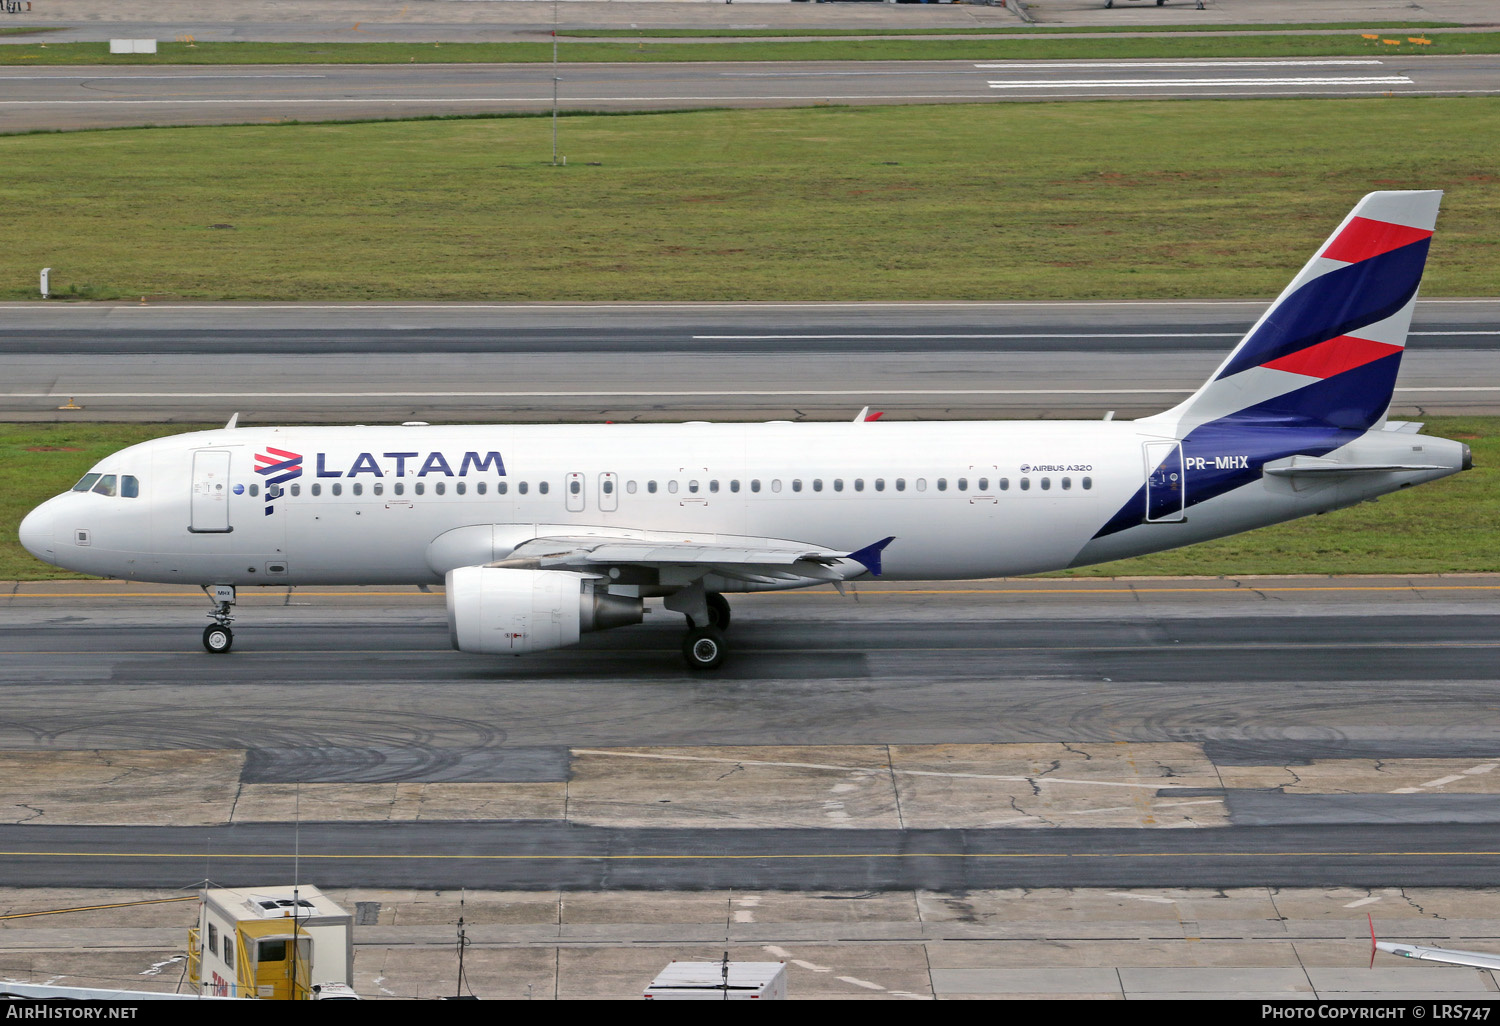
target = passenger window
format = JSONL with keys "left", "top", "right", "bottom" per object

{"left": 539, "top": 481, "right": 549, "bottom": 495}
{"left": 936, "top": 478, "right": 947, "bottom": 491}
{"left": 688, "top": 481, "right": 699, "bottom": 494}
{"left": 916, "top": 478, "right": 927, "bottom": 492}
{"left": 291, "top": 484, "right": 301, "bottom": 497}
{"left": 268, "top": 485, "right": 282, "bottom": 500}
{"left": 730, "top": 480, "right": 740, "bottom": 493}
{"left": 518, "top": 482, "right": 528, "bottom": 495}
{"left": 456, "top": 481, "right": 466, "bottom": 495}
{"left": 771, "top": 480, "right": 782, "bottom": 493}
{"left": 497, "top": 481, "right": 506, "bottom": 495}
{"left": 332, "top": 483, "right": 343, "bottom": 497}
{"left": 1062, "top": 477, "right": 1071, "bottom": 490}
{"left": 570, "top": 480, "right": 581, "bottom": 495}
{"left": 875, "top": 479, "right": 885, "bottom": 492}
{"left": 1041, "top": 477, "right": 1051, "bottom": 491}
{"left": 792, "top": 480, "right": 802, "bottom": 492}
{"left": 394, "top": 482, "right": 404, "bottom": 496}
{"left": 435, "top": 482, "right": 445, "bottom": 496}
{"left": 648, "top": 481, "right": 657, "bottom": 494}
{"left": 72, "top": 473, "right": 101, "bottom": 493}
{"left": 374, "top": 483, "right": 383, "bottom": 496}
{"left": 475, "top": 482, "right": 484, "bottom": 495}
{"left": 1020, "top": 478, "right": 1031, "bottom": 491}
{"left": 751, "top": 480, "right": 761, "bottom": 493}
{"left": 414, "top": 482, "right": 425, "bottom": 496}
{"left": 813, "top": 479, "right": 823, "bottom": 492}
{"left": 602, "top": 480, "right": 614, "bottom": 494}
{"left": 627, "top": 481, "right": 637, "bottom": 494}
{"left": 1083, "top": 476, "right": 1093, "bottom": 490}
{"left": 834, "top": 479, "right": 844, "bottom": 492}
{"left": 999, "top": 478, "right": 1009, "bottom": 491}
{"left": 92, "top": 475, "right": 117, "bottom": 497}
{"left": 668, "top": 481, "right": 678, "bottom": 494}
{"left": 957, "top": 478, "right": 967, "bottom": 491}
{"left": 247, "top": 482, "right": 258, "bottom": 498}
{"left": 854, "top": 479, "right": 863, "bottom": 492}
{"left": 710, "top": 480, "right": 720, "bottom": 493}
{"left": 352, "top": 483, "right": 362, "bottom": 496}
{"left": 311, "top": 483, "right": 322, "bottom": 497}
{"left": 895, "top": 478, "right": 905, "bottom": 492}
{"left": 978, "top": 477, "right": 988, "bottom": 491}
{"left": 123, "top": 476, "right": 141, "bottom": 498}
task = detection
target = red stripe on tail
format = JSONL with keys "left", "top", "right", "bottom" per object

{"left": 1321, "top": 216, "right": 1432, "bottom": 264}
{"left": 1261, "top": 334, "right": 1403, "bottom": 379}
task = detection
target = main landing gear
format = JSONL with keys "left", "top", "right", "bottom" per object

{"left": 682, "top": 625, "right": 726, "bottom": 671}
{"left": 201, "top": 584, "right": 235, "bottom": 654}
{"left": 669, "top": 588, "right": 732, "bottom": 670}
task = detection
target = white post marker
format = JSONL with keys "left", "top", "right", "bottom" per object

{"left": 39, "top": 268, "right": 49, "bottom": 299}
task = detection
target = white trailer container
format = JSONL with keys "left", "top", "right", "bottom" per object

{"left": 643, "top": 960, "right": 787, "bottom": 1000}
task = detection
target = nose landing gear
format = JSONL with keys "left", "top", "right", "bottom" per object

{"left": 203, "top": 622, "right": 233, "bottom": 654}
{"left": 201, "top": 584, "right": 236, "bottom": 654}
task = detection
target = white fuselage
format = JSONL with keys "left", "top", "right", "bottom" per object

{"left": 18, "top": 418, "right": 1467, "bottom": 589}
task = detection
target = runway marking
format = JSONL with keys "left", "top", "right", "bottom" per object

{"left": 974, "top": 61, "right": 1387, "bottom": 69}
{"left": 0, "top": 895, "right": 197, "bottom": 921}
{"left": 1344, "top": 896, "right": 1382, "bottom": 909}
{"left": 694, "top": 332, "right": 1241, "bottom": 341}
{"left": 988, "top": 77, "right": 1414, "bottom": 90}
{"left": 572, "top": 748, "right": 1198, "bottom": 790}
{"left": 694, "top": 331, "right": 1498, "bottom": 340}
{"left": 28, "top": 300, "right": 1500, "bottom": 311}
{"left": 0, "top": 74, "right": 328, "bottom": 81}
{"left": 10, "top": 388, "right": 1500, "bottom": 403}
{"left": 2, "top": 849, "right": 1498, "bottom": 862}
{"left": 0, "top": 95, "right": 994, "bottom": 107}
{"left": 1109, "top": 892, "right": 1177, "bottom": 904}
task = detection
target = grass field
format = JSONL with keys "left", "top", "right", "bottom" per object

{"left": 0, "top": 32, "right": 1490, "bottom": 66}
{"left": 4, "top": 98, "right": 1500, "bottom": 302}
{"left": 1, "top": 418, "right": 1493, "bottom": 582}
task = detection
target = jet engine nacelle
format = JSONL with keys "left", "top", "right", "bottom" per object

{"left": 445, "top": 566, "right": 643, "bottom": 655}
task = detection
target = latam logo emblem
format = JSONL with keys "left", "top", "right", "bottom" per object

{"left": 254, "top": 447, "right": 304, "bottom": 516}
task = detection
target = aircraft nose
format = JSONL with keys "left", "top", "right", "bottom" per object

{"left": 18, "top": 501, "right": 55, "bottom": 561}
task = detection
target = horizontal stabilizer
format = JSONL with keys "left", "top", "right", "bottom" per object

{"left": 1263, "top": 456, "right": 1447, "bottom": 477}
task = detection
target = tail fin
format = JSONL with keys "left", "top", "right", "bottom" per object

{"left": 1146, "top": 190, "right": 1440, "bottom": 435}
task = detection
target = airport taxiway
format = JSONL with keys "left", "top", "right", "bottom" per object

{"left": 3, "top": 576, "right": 1500, "bottom": 997}
{"left": 2, "top": 299, "right": 1497, "bottom": 421}
{"left": 2, "top": 576, "right": 1499, "bottom": 891}
{"left": 5, "top": 55, "right": 1500, "bottom": 131}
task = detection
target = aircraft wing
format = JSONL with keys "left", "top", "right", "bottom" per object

{"left": 500, "top": 533, "right": 894, "bottom": 585}
{"left": 1375, "top": 941, "right": 1500, "bottom": 971}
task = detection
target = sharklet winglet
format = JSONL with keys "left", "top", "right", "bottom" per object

{"left": 846, "top": 536, "right": 895, "bottom": 577}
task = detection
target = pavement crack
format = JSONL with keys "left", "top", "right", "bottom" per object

{"left": 11, "top": 804, "right": 44, "bottom": 824}
{"left": 1398, "top": 889, "right": 1442, "bottom": 919}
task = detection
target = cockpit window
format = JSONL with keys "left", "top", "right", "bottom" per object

{"left": 91, "top": 475, "right": 118, "bottom": 497}
{"left": 72, "top": 473, "right": 102, "bottom": 493}
{"left": 121, "top": 475, "right": 140, "bottom": 498}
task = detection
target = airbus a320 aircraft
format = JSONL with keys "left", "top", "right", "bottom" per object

{"left": 19, "top": 191, "right": 1471, "bottom": 669}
